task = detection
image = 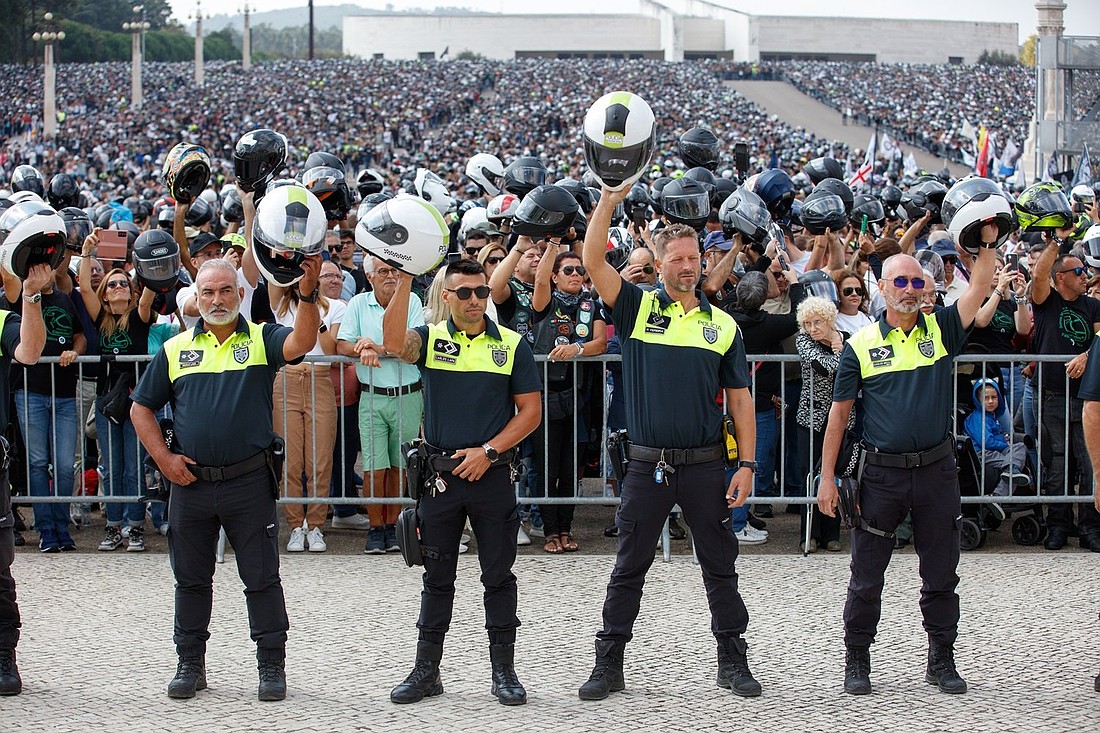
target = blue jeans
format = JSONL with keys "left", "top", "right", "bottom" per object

{"left": 94, "top": 409, "right": 146, "bottom": 526}
{"left": 15, "top": 390, "right": 76, "bottom": 536}
{"left": 754, "top": 409, "right": 779, "bottom": 499}
{"left": 727, "top": 467, "right": 747, "bottom": 532}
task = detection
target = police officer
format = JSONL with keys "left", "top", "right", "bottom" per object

{"left": 817, "top": 226, "right": 997, "bottom": 696}
{"left": 1079, "top": 328, "right": 1100, "bottom": 692}
{"left": 130, "top": 254, "right": 323, "bottom": 698}
{"left": 382, "top": 258, "right": 542, "bottom": 706}
{"left": 577, "top": 186, "right": 761, "bottom": 700}
{"left": 0, "top": 263, "right": 54, "bottom": 696}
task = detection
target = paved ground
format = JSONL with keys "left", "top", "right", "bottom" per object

{"left": 5, "top": 542, "right": 1098, "bottom": 731}
{"left": 728, "top": 80, "right": 970, "bottom": 179}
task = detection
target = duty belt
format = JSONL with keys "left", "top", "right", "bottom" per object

{"left": 369, "top": 381, "right": 423, "bottom": 398}
{"left": 188, "top": 450, "right": 269, "bottom": 482}
{"left": 626, "top": 443, "right": 725, "bottom": 466}
{"left": 860, "top": 438, "right": 953, "bottom": 469}
{"left": 427, "top": 448, "right": 517, "bottom": 474}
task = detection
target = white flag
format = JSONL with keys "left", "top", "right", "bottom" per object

{"left": 904, "top": 152, "right": 919, "bottom": 177}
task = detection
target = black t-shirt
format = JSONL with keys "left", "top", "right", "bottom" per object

{"left": 0, "top": 311, "right": 21, "bottom": 429}
{"left": 6, "top": 290, "right": 81, "bottom": 397}
{"left": 967, "top": 298, "right": 1020, "bottom": 356}
{"left": 95, "top": 309, "right": 153, "bottom": 395}
{"left": 1030, "top": 291, "right": 1100, "bottom": 397}
{"left": 341, "top": 263, "right": 370, "bottom": 295}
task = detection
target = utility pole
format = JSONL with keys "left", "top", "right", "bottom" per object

{"left": 308, "top": 0, "right": 315, "bottom": 60}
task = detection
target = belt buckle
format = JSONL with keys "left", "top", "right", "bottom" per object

{"left": 904, "top": 452, "right": 920, "bottom": 469}
{"left": 207, "top": 466, "right": 224, "bottom": 482}
{"left": 386, "top": 386, "right": 401, "bottom": 398}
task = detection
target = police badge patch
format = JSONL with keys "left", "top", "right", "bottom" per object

{"left": 702, "top": 326, "right": 718, "bottom": 344}
{"left": 233, "top": 346, "right": 250, "bottom": 364}
{"left": 492, "top": 349, "right": 507, "bottom": 367}
{"left": 434, "top": 338, "right": 459, "bottom": 356}
{"left": 917, "top": 339, "right": 935, "bottom": 358}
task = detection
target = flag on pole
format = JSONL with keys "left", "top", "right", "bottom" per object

{"left": 904, "top": 152, "right": 919, "bottom": 178}
{"left": 847, "top": 130, "right": 877, "bottom": 190}
{"left": 1072, "top": 143, "right": 1092, "bottom": 187}
{"left": 976, "top": 126, "right": 991, "bottom": 177}
{"left": 998, "top": 139, "right": 1020, "bottom": 177}
{"left": 1041, "top": 152, "right": 1058, "bottom": 183}
{"left": 880, "top": 131, "right": 901, "bottom": 161}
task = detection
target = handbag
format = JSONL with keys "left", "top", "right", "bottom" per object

{"left": 97, "top": 372, "right": 135, "bottom": 425}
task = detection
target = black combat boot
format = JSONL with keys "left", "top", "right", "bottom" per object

{"left": 489, "top": 644, "right": 527, "bottom": 705}
{"left": 578, "top": 639, "right": 625, "bottom": 700}
{"left": 257, "top": 648, "right": 287, "bottom": 701}
{"left": 390, "top": 640, "right": 444, "bottom": 704}
{"left": 844, "top": 645, "right": 872, "bottom": 695}
{"left": 925, "top": 640, "right": 967, "bottom": 694}
{"left": 716, "top": 635, "right": 762, "bottom": 697}
{"left": 0, "top": 648, "right": 22, "bottom": 696}
{"left": 166, "top": 646, "right": 206, "bottom": 699}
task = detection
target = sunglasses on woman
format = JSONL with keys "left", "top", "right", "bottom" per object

{"left": 557, "top": 265, "right": 586, "bottom": 277}
{"left": 445, "top": 285, "right": 491, "bottom": 300}
{"left": 842, "top": 286, "right": 864, "bottom": 297}
{"left": 486, "top": 256, "right": 505, "bottom": 265}
{"left": 105, "top": 279, "right": 130, "bottom": 290}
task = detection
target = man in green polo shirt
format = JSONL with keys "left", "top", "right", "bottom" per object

{"left": 818, "top": 224, "right": 997, "bottom": 696}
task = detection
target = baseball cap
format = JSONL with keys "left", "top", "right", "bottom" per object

{"left": 188, "top": 232, "right": 221, "bottom": 258}
{"left": 703, "top": 230, "right": 732, "bottom": 252}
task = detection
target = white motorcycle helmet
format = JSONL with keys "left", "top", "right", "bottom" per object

{"left": 465, "top": 153, "right": 504, "bottom": 197}
{"left": 355, "top": 194, "right": 449, "bottom": 276}
{"left": 251, "top": 185, "right": 327, "bottom": 287}
{"left": 414, "top": 168, "right": 452, "bottom": 216}
{"left": 0, "top": 201, "right": 66, "bottom": 279}
{"left": 941, "top": 176, "right": 1015, "bottom": 255}
{"left": 486, "top": 193, "right": 520, "bottom": 225}
{"left": 1083, "top": 223, "right": 1100, "bottom": 268}
{"left": 582, "top": 91, "right": 657, "bottom": 192}
{"left": 459, "top": 207, "right": 490, "bottom": 244}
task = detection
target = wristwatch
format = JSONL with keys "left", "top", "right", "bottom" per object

{"left": 299, "top": 287, "right": 320, "bottom": 304}
{"left": 22, "top": 292, "right": 42, "bottom": 304}
{"left": 737, "top": 460, "right": 758, "bottom": 472}
{"left": 483, "top": 443, "right": 500, "bottom": 463}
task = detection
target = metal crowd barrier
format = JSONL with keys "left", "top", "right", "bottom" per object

{"left": 8, "top": 353, "right": 1095, "bottom": 518}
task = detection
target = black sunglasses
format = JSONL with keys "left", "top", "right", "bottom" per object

{"left": 892, "top": 276, "right": 926, "bottom": 290}
{"left": 464, "top": 247, "right": 485, "bottom": 255}
{"left": 1058, "top": 266, "right": 1086, "bottom": 276}
{"left": 842, "top": 286, "right": 864, "bottom": 297}
{"left": 486, "top": 256, "right": 505, "bottom": 265}
{"left": 445, "top": 285, "right": 490, "bottom": 300}
{"left": 557, "top": 265, "right": 586, "bottom": 277}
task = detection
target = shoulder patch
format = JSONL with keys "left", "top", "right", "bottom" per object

{"left": 869, "top": 345, "right": 894, "bottom": 366}
{"left": 179, "top": 349, "right": 203, "bottom": 368}
{"left": 434, "top": 338, "right": 459, "bottom": 356}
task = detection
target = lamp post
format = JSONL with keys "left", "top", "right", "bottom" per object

{"left": 122, "top": 5, "right": 150, "bottom": 109}
{"left": 242, "top": 2, "right": 252, "bottom": 71}
{"left": 31, "top": 12, "right": 65, "bottom": 138}
{"left": 190, "top": 1, "right": 205, "bottom": 88}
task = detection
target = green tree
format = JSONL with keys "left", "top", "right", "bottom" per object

{"left": 1020, "top": 34, "right": 1037, "bottom": 68}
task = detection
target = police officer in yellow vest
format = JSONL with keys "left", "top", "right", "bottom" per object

{"left": 818, "top": 224, "right": 998, "bottom": 696}
{"left": 382, "top": 258, "right": 542, "bottom": 706}
{"left": 130, "top": 256, "right": 322, "bottom": 702}
{"left": 0, "top": 263, "right": 54, "bottom": 696}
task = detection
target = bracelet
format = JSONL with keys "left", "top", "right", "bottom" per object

{"left": 994, "top": 290, "right": 1005, "bottom": 299}
{"left": 298, "top": 287, "right": 320, "bottom": 304}
{"left": 575, "top": 342, "right": 584, "bottom": 356}
{"left": 318, "top": 324, "right": 328, "bottom": 334}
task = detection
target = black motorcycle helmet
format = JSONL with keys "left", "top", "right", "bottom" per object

{"left": 718, "top": 187, "right": 773, "bottom": 245}
{"left": 59, "top": 207, "right": 92, "bottom": 252}
{"left": 683, "top": 167, "right": 718, "bottom": 208}
{"left": 849, "top": 194, "right": 886, "bottom": 237}
{"left": 649, "top": 176, "right": 672, "bottom": 215}
{"left": 157, "top": 206, "right": 175, "bottom": 230}
{"left": 233, "top": 128, "right": 288, "bottom": 200}
{"left": 112, "top": 220, "right": 141, "bottom": 251}
{"left": 879, "top": 185, "right": 904, "bottom": 219}
{"left": 713, "top": 178, "right": 738, "bottom": 210}
{"left": 678, "top": 127, "right": 721, "bottom": 171}
{"left": 132, "top": 230, "right": 181, "bottom": 293}
{"left": 302, "top": 153, "right": 354, "bottom": 221}
{"left": 302, "top": 151, "right": 344, "bottom": 174}
{"left": 11, "top": 165, "right": 46, "bottom": 197}
{"left": 555, "top": 178, "right": 594, "bottom": 215}
{"left": 803, "top": 157, "right": 844, "bottom": 185}
{"left": 47, "top": 173, "right": 81, "bottom": 209}
{"left": 815, "top": 178, "right": 854, "bottom": 215}
{"left": 901, "top": 179, "right": 948, "bottom": 224}
{"left": 503, "top": 156, "right": 548, "bottom": 198}
{"left": 800, "top": 191, "right": 848, "bottom": 235}
{"left": 660, "top": 177, "right": 711, "bottom": 230}
{"left": 799, "top": 268, "right": 839, "bottom": 304}
{"left": 220, "top": 186, "right": 244, "bottom": 223}
{"left": 356, "top": 169, "right": 386, "bottom": 198}
{"left": 184, "top": 196, "right": 213, "bottom": 228}
{"left": 510, "top": 185, "right": 579, "bottom": 239}
{"left": 624, "top": 181, "right": 652, "bottom": 219}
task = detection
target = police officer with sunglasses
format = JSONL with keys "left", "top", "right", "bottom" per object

{"left": 817, "top": 224, "right": 998, "bottom": 697}
{"left": 382, "top": 257, "right": 542, "bottom": 706}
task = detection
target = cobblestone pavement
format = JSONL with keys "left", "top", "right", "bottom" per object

{"left": 5, "top": 551, "right": 1098, "bottom": 732}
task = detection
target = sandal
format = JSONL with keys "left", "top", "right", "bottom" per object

{"left": 543, "top": 536, "right": 563, "bottom": 554}
{"left": 559, "top": 532, "right": 579, "bottom": 552}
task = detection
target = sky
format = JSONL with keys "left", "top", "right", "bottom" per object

{"left": 170, "top": 0, "right": 1099, "bottom": 43}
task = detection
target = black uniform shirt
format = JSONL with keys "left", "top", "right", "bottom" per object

{"left": 834, "top": 305, "right": 967, "bottom": 453}
{"left": 131, "top": 315, "right": 294, "bottom": 466}
{"left": 0, "top": 311, "right": 21, "bottom": 430}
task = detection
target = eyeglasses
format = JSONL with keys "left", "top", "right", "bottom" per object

{"left": 1058, "top": 266, "right": 1086, "bottom": 276}
{"left": 486, "top": 256, "right": 505, "bottom": 265}
{"left": 941, "top": 256, "right": 957, "bottom": 264}
{"left": 557, "top": 265, "right": 587, "bottom": 277}
{"left": 105, "top": 279, "right": 130, "bottom": 290}
{"left": 339, "top": 240, "right": 354, "bottom": 248}
{"left": 465, "top": 247, "right": 485, "bottom": 256}
{"left": 891, "top": 276, "right": 926, "bottom": 290}
{"left": 842, "top": 286, "right": 864, "bottom": 297}
{"left": 445, "top": 285, "right": 491, "bottom": 300}
{"left": 319, "top": 273, "right": 343, "bottom": 281}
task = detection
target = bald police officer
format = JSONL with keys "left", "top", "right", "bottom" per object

{"left": 818, "top": 224, "right": 997, "bottom": 695}
{"left": 131, "top": 257, "right": 322, "bottom": 701}
{"left": 0, "top": 263, "right": 54, "bottom": 696}
{"left": 382, "top": 258, "right": 542, "bottom": 706}
{"left": 577, "top": 185, "right": 760, "bottom": 700}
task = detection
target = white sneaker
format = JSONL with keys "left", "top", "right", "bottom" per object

{"left": 517, "top": 526, "right": 531, "bottom": 546}
{"left": 287, "top": 527, "right": 306, "bottom": 552}
{"left": 331, "top": 514, "right": 371, "bottom": 529}
{"left": 306, "top": 527, "right": 327, "bottom": 553}
{"left": 734, "top": 525, "right": 768, "bottom": 545}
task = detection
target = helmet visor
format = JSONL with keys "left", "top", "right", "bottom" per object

{"left": 662, "top": 191, "right": 711, "bottom": 221}
{"left": 360, "top": 202, "right": 409, "bottom": 249}
{"left": 136, "top": 252, "right": 181, "bottom": 284}
{"left": 64, "top": 218, "right": 92, "bottom": 250}
{"left": 515, "top": 198, "right": 568, "bottom": 229}
{"left": 507, "top": 165, "right": 547, "bottom": 187}
{"left": 1018, "top": 188, "right": 1073, "bottom": 230}
{"left": 302, "top": 166, "right": 346, "bottom": 189}
{"left": 585, "top": 138, "right": 653, "bottom": 188}
{"left": 1084, "top": 230, "right": 1100, "bottom": 267}
{"left": 679, "top": 140, "right": 718, "bottom": 169}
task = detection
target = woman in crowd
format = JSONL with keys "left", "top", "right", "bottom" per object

{"left": 79, "top": 230, "right": 156, "bottom": 552}
{"left": 832, "top": 269, "right": 874, "bottom": 335}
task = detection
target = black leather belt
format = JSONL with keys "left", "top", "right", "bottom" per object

{"left": 861, "top": 438, "right": 953, "bottom": 469}
{"left": 427, "top": 448, "right": 517, "bottom": 474}
{"left": 370, "top": 381, "right": 422, "bottom": 398}
{"left": 188, "top": 451, "right": 269, "bottom": 483}
{"left": 626, "top": 443, "right": 725, "bottom": 466}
